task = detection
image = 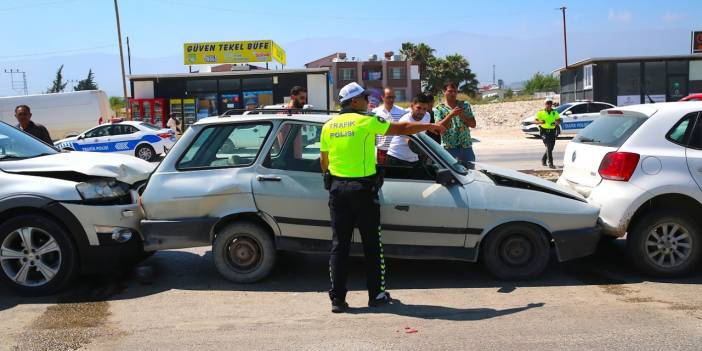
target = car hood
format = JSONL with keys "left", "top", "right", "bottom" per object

{"left": 0, "top": 152, "right": 155, "bottom": 184}
{"left": 473, "top": 163, "right": 586, "bottom": 202}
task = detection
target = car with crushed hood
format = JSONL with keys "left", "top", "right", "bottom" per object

{"left": 0, "top": 121, "right": 155, "bottom": 295}
{"left": 139, "top": 110, "right": 601, "bottom": 283}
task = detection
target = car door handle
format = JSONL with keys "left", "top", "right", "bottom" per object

{"left": 257, "top": 175, "right": 282, "bottom": 182}
{"left": 394, "top": 205, "right": 410, "bottom": 212}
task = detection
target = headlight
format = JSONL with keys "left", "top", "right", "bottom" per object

{"left": 76, "top": 179, "right": 130, "bottom": 202}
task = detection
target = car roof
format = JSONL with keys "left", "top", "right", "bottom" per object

{"left": 605, "top": 101, "right": 702, "bottom": 118}
{"left": 194, "top": 113, "right": 333, "bottom": 126}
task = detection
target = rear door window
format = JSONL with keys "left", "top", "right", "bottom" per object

{"left": 572, "top": 115, "right": 647, "bottom": 147}
{"left": 589, "top": 103, "right": 613, "bottom": 113}
{"left": 666, "top": 113, "right": 699, "bottom": 147}
{"left": 262, "top": 122, "right": 323, "bottom": 173}
{"left": 568, "top": 104, "right": 588, "bottom": 115}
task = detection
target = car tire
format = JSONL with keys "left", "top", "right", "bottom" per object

{"left": 213, "top": 222, "right": 276, "bottom": 283}
{"left": 0, "top": 215, "right": 78, "bottom": 296}
{"left": 481, "top": 223, "right": 550, "bottom": 280}
{"left": 627, "top": 210, "right": 701, "bottom": 277}
{"left": 135, "top": 144, "right": 155, "bottom": 162}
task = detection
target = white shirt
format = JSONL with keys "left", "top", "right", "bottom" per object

{"left": 167, "top": 118, "right": 178, "bottom": 132}
{"left": 373, "top": 105, "right": 406, "bottom": 150}
{"left": 387, "top": 112, "right": 430, "bottom": 162}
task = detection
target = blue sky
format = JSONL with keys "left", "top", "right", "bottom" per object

{"left": 1, "top": 0, "right": 701, "bottom": 96}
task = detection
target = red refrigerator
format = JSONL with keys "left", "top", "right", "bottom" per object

{"left": 129, "top": 98, "right": 168, "bottom": 127}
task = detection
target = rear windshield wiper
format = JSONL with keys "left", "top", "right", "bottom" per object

{"left": 577, "top": 137, "right": 600, "bottom": 143}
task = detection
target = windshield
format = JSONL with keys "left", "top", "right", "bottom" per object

{"left": 572, "top": 115, "right": 647, "bottom": 147}
{"left": 555, "top": 103, "right": 574, "bottom": 113}
{"left": 416, "top": 133, "right": 469, "bottom": 175}
{"left": 140, "top": 122, "right": 162, "bottom": 131}
{"left": 0, "top": 122, "right": 58, "bottom": 161}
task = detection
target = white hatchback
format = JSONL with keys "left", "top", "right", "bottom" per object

{"left": 521, "top": 101, "right": 615, "bottom": 137}
{"left": 557, "top": 102, "right": 702, "bottom": 277}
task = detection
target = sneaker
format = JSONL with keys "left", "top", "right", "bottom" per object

{"left": 368, "top": 292, "right": 393, "bottom": 307}
{"left": 549, "top": 163, "right": 556, "bottom": 169}
{"left": 331, "top": 298, "right": 348, "bottom": 313}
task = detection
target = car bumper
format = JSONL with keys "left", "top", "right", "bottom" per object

{"left": 521, "top": 126, "right": 540, "bottom": 135}
{"left": 551, "top": 225, "right": 601, "bottom": 261}
{"left": 58, "top": 202, "right": 146, "bottom": 273}
{"left": 140, "top": 217, "right": 218, "bottom": 251}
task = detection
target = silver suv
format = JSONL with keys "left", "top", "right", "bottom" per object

{"left": 139, "top": 110, "right": 601, "bottom": 282}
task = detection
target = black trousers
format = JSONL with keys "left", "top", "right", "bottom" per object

{"left": 328, "top": 178, "right": 385, "bottom": 301}
{"left": 540, "top": 128, "right": 557, "bottom": 165}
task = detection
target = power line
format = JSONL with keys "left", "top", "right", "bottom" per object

{"left": 0, "top": 45, "right": 115, "bottom": 60}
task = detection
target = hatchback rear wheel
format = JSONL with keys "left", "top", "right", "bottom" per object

{"left": 213, "top": 222, "right": 276, "bottom": 283}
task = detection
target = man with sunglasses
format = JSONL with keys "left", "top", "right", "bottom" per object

{"left": 320, "top": 82, "right": 446, "bottom": 313}
{"left": 531, "top": 97, "right": 561, "bottom": 168}
{"left": 14, "top": 105, "right": 52, "bottom": 145}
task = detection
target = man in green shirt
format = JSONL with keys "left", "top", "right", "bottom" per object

{"left": 530, "top": 97, "right": 561, "bottom": 168}
{"left": 320, "top": 82, "right": 446, "bottom": 313}
{"left": 433, "top": 82, "right": 477, "bottom": 168}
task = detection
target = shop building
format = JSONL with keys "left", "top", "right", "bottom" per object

{"left": 556, "top": 54, "right": 702, "bottom": 106}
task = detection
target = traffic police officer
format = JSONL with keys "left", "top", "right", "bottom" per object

{"left": 320, "top": 82, "right": 446, "bottom": 313}
{"left": 532, "top": 97, "right": 561, "bottom": 168}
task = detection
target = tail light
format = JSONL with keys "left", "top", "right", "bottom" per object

{"left": 157, "top": 132, "right": 172, "bottom": 139}
{"left": 598, "top": 152, "right": 640, "bottom": 181}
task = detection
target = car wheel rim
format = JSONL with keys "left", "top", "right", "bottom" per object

{"left": 225, "top": 236, "right": 262, "bottom": 274}
{"left": 0, "top": 227, "right": 61, "bottom": 287}
{"left": 499, "top": 235, "right": 533, "bottom": 267}
{"left": 645, "top": 222, "right": 693, "bottom": 268}
{"left": 138, "top": 147, "right": 152, "bottom": 160}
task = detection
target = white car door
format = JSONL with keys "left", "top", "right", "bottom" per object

{"left": 559, "top": 103, "right": 590, "bottom": 134}
{"left": 107, "top": 124, "right": 141, "bottom": 155}
{"left": 681, "top": 112, "right": 702, "bottom": 190}
{"left": 74, "top": 125, "right": 110, "bottom": 152}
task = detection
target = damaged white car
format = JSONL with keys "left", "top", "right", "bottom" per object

{"left": 0, "top": 122, "right": 155, "bottom": 295}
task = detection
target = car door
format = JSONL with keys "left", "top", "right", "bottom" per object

{"left": 252, "top": 122, "right": 333, "bottom": 241}
{"left": 559, "top": 103, "right": 589, "bottom": 134}
{"left": 379, "top": 138, "right": 470, "bottom": 248}
{"left": 75, "top": 125, "right": 110, "bottom": 151}
{"left": 681, "top": 112, "right": 702, "bottom": 190}
{"left": 107, "top": 124, "right": 140, "bottom": 155}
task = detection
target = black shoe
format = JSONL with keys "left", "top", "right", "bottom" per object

{"left": 368, "top": 292, "right": 392, "bottom": 307}
{"left": 542, "top": 160, "right": 547, "bottom": 167}
{"left": 549, "top": 163, "right": 556, "bottom": 169}
{"left": 331, "top": 298, "right": 348, "bottom": 313}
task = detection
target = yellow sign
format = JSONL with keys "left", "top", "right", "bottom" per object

{"left": 183, "top": 40, "right": 286, "bottom": 66}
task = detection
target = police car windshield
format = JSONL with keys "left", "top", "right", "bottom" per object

{"left": 139, "top": 122, "right": 161, "bottom": 130}
{"left": 416, "top": 133, "right": 469, "bottom": 175}
{"left": 555, "top": 103, "right": 574, "bottom": 113}
{"left": 0, "top": 122, "right": 57, "bottom": 161}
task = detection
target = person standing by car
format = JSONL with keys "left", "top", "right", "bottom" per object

{"left": 423, "top": 92, "right": 442, "bottom": 144}
{"left": 286, "top": 86, "right": 307, "bottom": 109}
{"left": 531, "top": 97, "right": 561, "bottom": 168}
{"left": 434, "top": 82, "right": 477, "bottom": 167}
{"left": 386, "top": 94, "right": 432, "bottom": 167}
{"left": 167, "top": 113, "right": 181, "bottom": 134}
{"left": 372, "top": 88, "right": 405, "bottom": 164}
{"left": 14, "top": 105, "right": 52, "bottom": 145}
{"left": 320, "top": 82, "right": 445, "bottom": 313}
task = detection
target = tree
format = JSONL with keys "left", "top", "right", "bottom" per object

{"left": 523, "top": 72, "right": 560, "bottom": 95}
{"left": 73, "top": 69, "right": 99, "bottom": 91}
{"left": 425, "top": 54, "right": 479, "bottom": 96}
{"left": 505, "top": 89, "right": 514, "bottom": 98}
{"left": 400, "top": 42, "right": 436, "bottom": 80}
{"left": 109, "top": 96, "right": 125, "bottom": 117}
{"left": 46, "top": 64, "right": 67, "bottom": 93}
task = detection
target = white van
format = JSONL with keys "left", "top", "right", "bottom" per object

{"left": 0, "top": 90, "right": 112, "bottom": 140}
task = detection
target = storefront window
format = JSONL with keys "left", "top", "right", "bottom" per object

{"left": 242, "top": 77, "right": 273, "bottom": 91}
{"left": 195, "top": 94, "right": 218, "bottom": 120}
{"left": 219, "top": 79, "right": 241, "bottom": 91}
{"left": 667, "top": 61, "right": 689, "bottom": 75}
{"left": 644, "top": 62, "right": 666, "bottom": 100}
{"left": 243, "top": 91, "right": 273, "bottom": 110}
{"left": 186, "top": 80, "right": 217, "bottom": 93}
{"left": 617, "top": 62, "right": 641, "bottom": 105}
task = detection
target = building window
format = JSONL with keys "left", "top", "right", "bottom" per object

{"left": 242, "top": 77, "right": 273, "bottom": 91}
{"left": 644, "top": 62, "right": 666, "bottom": 101}
{"left": 219, "top": 79, "right": 241, "bottom": 91}
{"left": 340, "top": 68, "right": 355, "bottom": 81}
{"left": 363, "top": 69, "right": 382, "bottom": 81}
{"left": 583, "top": 64, "right": 593, "bottom": 90}
{"left": 390, "top": 67, "right": 404, "bottom": 80}
{"left": 186, "top": 80, "right": 217, "bottom": 93}
{"left": 394, "top": 89, "right": 406, "bottom": 102}
{"left": 617, "top": 62, "right": 641, "bottom": 105}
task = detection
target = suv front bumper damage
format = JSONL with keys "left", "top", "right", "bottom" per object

{"left": 551, "top": 225, "right": 601, "bottom": 261}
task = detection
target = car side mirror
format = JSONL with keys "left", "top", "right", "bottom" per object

{"left": 435, "top": 169, "right": 455, "bottom": 186}
{"left": 564, "top": 110, "right": 572, "bottom": 116}
{"left": 77, "top": 135, "right": 84, "bottom": 140}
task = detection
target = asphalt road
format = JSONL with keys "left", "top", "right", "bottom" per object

{"left": 1, "top": 240, "right": 701, "bottom": 351}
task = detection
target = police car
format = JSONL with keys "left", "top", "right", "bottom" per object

{"left": 521, "top": 101, "right": 615, "bottom": 137}
{"left": 54, "top": 120, "right": 176, "bottom": 161}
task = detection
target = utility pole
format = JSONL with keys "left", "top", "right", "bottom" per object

{"left": 127, "top": 36, "right": 132, "bottom": 75}
{"left": 492, "top": 64, "right": 496, "bottom": 85}
{"left": 114, "top": 0, "right": 128, "bottom": 102}
{"left": 559, "top": 6, "right": 569, "bottom": 68}
{"left": 4, "top": 69, "right": 28, "bottom": 95}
